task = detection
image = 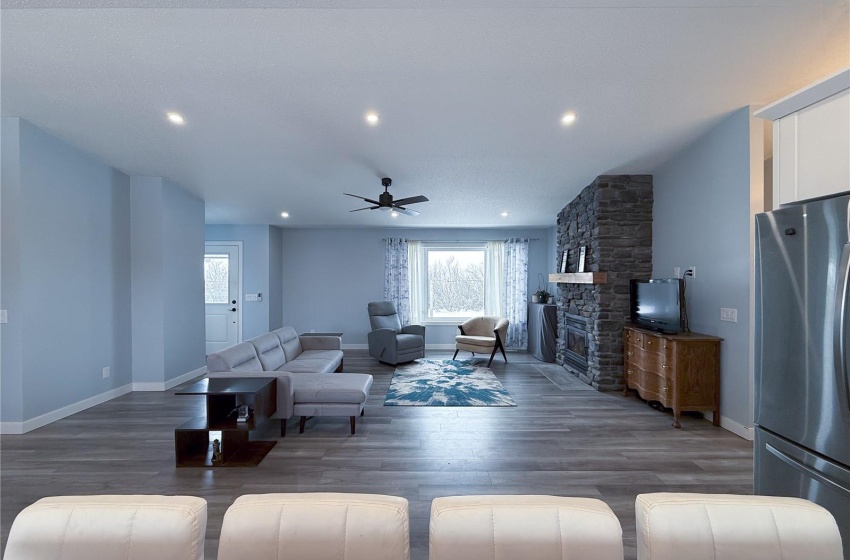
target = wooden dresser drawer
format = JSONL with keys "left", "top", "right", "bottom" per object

{"left": 630, "top": 348, "right": 672, "bottom": 378}
{"left": 625, "top": 366, "right": 672, "bottom": 405}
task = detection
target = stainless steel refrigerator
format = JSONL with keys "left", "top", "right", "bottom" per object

{"left": 755, "top": 191, "right": 850, "bottom": 558}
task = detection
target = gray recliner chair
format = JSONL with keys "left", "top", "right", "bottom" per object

{"left": 367, "top": 301, "right": 426, "bottom": 365}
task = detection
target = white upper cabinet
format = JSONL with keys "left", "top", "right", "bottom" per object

{"left": 756, "top": 69, "right": 849, "bottom": 207}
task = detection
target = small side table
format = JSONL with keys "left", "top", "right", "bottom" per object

{"left": 175, "top": 377, "right": 276, "bottom": 467}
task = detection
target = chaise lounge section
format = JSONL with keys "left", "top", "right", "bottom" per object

{"left": 206, "top": 327, "right": 372, "bottom": 436}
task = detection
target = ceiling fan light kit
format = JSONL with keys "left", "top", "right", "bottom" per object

{"left": 345, "top": 177, "right": 429, "bottom": 217}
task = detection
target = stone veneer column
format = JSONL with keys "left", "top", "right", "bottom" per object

{"left": 554, "top": 175, "right": 653, "bottom": 390}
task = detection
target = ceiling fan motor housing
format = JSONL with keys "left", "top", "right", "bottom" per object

{"left": 379, "top": 191, "right": 394, "bottom": 205}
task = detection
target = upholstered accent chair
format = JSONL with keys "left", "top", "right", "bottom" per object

{"left": 366, "top": 301, "right": 426, "bottom": 364}
{"left": 453, "top": 316, "right": 509, "bottom": 367}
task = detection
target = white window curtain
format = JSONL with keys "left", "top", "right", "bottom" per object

{"left": 384, "top": 238, "right": 410, "bottom": 325}
{"left": 408, "top": 241, "right": 424, "bottom": 324}
{"left": 484, "top": 241, "right": 504, "bottom": 317}
{"left": 503, "top": 238, "right": 529, "bottom": 349}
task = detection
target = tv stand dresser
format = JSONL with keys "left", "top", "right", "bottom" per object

{"left": 623, "top": 324, "right": 722, "bottom": 428}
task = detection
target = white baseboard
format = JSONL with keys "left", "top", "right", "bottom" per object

{"left": 1, "top": 366, "right": 208, "bottom": 434}
{"left": 341, "top": 344, "right": 369, "bottom": 350}
{"left": 341, "top": 344, "right": 474, "bottom": 351}
{"left": 132, "top": 366, "right": 207, "bottom": 392}
{"left": 0, "top": 383, "right": 133, "bottom": 435}
{"left": 707, "top": 412, "right": 754, "bottom": 440}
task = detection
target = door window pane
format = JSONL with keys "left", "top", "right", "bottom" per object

{"left": 204, "top": 254, "right": 229, "bottom": 304}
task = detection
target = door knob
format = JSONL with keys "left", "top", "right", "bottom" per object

{"left": 230, "top": 307, "right": 237, "bottom": 312}
{"left": 231, "top": 300, "right": 237, "bottom": 304}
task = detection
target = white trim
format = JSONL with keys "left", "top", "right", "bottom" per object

{"left": 705, "top": 412, "right": 754, "bottom": 441}
{"left": 132, "top": 366, "right": 207, "bottom": 392}
{"left": 754, "top": 68, "right": 849, "bottom": 121}
{"left": 0, "top": 383, "right": 133, "bottom": 435}
{"left": 342, "top": 344, "right": 369, "bottom": 350}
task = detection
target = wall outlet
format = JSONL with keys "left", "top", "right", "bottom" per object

{"left": 720, "top": 308, "right": 738, "bottom": 322}
{"left": 102, "top": 366, "right": 110, "bottom": 379}
{"left": 0, "top": 310, "right": 7, "bottom": 324}
{"left": 684, "top": 266, "right": 696, "bottom": 278}
{"left": 673, "top": 266, "right": 681, "bottom": 278}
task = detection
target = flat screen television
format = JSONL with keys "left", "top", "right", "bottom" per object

{"left": 629, "top": 278, "right": 687, "bottom": 334}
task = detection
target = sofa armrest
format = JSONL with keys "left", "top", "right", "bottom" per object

{"left": 206, "top": 371, "right": 294, "bottom": 420}
{"left": 368, "top": 328, "right": 398, "bottom": 346}
{"left": 401, "top": 324, "right": 426, "bottom": 338}
{"left": 300, "top": 336, "right": 342, "bottom": 351}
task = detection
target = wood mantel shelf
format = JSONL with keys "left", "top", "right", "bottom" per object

{"left": 549, "top": 272, "right": 607, "bottom": 285}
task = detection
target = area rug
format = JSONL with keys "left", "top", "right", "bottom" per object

{"left": 384, "top": 359, "right": 516, "bottom": 407}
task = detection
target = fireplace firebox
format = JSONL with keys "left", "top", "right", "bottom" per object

{"left": 563, "top": 313, "right": 589, "bottom": 375}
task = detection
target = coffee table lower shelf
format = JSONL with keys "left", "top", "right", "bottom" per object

{"left": 175, "top": 418, "right": 276, "bottom": 468}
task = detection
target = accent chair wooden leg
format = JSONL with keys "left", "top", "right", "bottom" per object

{"left": 350, "top": 416, "right": 356, "bottom": 435}
{"left": 487, "top": 346, "right": 498, "bottom": 367}
{"left": 299, "top": 416, "right": 306, "bottom": 434}
{"left": 499, "top": 340, "right": 508, "bottom": 363}
{"left": 280, "top": 419, "right": 287, "bottom": 437}
{"left": 452, "top": 349, "right": 459, "bottom": 360}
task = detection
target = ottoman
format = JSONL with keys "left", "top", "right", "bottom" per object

{"left": 289, "top": 372, "right": 373, "bottom": 435}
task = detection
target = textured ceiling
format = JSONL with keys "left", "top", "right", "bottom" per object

{"left": 2, "top": 1, "right": 847, "bottom": 227}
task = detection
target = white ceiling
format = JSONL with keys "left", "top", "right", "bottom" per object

{"left": 2, "top": 1, "right": 847, "bottom": 227}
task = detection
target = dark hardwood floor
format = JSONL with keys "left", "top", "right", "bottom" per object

{"left": 0, "top": 350, "right": 753, "bottom": 559}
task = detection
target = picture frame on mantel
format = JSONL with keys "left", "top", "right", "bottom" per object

{"left": 577, "top": 246, "right": 587, "bottom": 272}
{"left": 559, "top": 250, "right": 569, "bottom": 274}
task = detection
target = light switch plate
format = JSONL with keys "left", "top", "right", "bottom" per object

{"left": 245, "top": 294, "right": 259, "bottom": 302}
{"left": 0, "top": 310, "right": 6, "bottom": 324}
{"left": 102, "top": 367, "right": 110, "bottom": 379}
{"left": 720, "top": 308, "right": 738, "bottom": 322}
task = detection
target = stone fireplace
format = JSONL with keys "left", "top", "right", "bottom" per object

{"left": 553, "top": 175, "right": 653, "bottom": 390}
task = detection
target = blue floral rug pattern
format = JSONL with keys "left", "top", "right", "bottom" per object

{"left": 384, "top": 359, "right": 516, "bottom": 407}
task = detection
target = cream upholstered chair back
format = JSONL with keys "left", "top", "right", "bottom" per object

{"left": 459, "top": 316, "right": 509, "bottom": 341}
{"left": 635, "top": 493, "right": 844, "bottom": 560}
{"left": 4, "top": 495, "right": 207, "bottom": 560}
{"left": 218, "top": 493, "right": 410, "bottom": 560}
{"left": 429, "top": 495, "right": 624, "bottom": 560}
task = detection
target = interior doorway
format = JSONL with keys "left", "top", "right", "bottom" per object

{"left": 204, "top": 242, "right": 242, "bottom": 355}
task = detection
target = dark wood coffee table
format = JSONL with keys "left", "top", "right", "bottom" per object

{"left": 174, "top": 377, "right": 276, "bottom": 468}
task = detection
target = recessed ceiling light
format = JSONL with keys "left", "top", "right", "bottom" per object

{"left": 166, "top": 112, "right": 185, "bottom": 125}
{"left": 390, "top": 211, "right": 399, "bottom": 218}
{"left": 365, "top": 112, "right": 380, "bottom": 125}
{"left": 500, "top": 211, "right": 509, "bottom": 217}
{"left": 560, "top": 112, "right": 577, "bottom": 126}
{"left": 280, "top": 212, "right": 289, "bottom": 218}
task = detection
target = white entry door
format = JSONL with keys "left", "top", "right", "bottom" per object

{"left": 204, "top": 243, "right": 241, "bottom": 355}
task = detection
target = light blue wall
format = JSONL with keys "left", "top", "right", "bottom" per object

{"left": 280, "top": 227, "right": 552, "bottom": 346}
{"left": 132, "top": 177, "right": 205, "bottom": 384}
{"left": 1, "top": 118, "right": 132, "bottom": 421}
{"left": 205, "top": 225, "right": 273, "bottom": 340}
{"left": 268, "top": 226, "right": 284, "bottom": 331}
{"left": 652, "top": 107, "right": 753, "bottom": 430}
{"left": 130, "top": 177, "right": 165, "bottom": 384}
{"left": 162, "top": 180, "right": 205, "bottom": 382}
{"left": 1, "top": 118, "right": 24, "bottom": 423}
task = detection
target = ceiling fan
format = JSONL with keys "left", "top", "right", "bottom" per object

{"left": 345, "top": 177, "right": 429, "bottom": 216}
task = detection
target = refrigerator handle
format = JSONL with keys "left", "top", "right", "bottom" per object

{"left": 834, "top": 242, "right": 850, "bottom": 419}
{"left": 766, "top": 443, "right": 850, "bottom": 498}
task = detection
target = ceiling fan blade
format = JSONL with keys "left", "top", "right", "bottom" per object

{"left": 349, "top": 206, "right": 378, "bottom": 213}
{"left": 392, "top": 195, "right": 429, "bottom": 206}
{"left": 344, "top": 193, "right": 382, "bottom": 206}
{"left": 393, "top": 206, "right": 420, "bottom": 217}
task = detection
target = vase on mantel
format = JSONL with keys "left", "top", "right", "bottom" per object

{"left": 532, "top": 295, "right": 540, "bottom": 303}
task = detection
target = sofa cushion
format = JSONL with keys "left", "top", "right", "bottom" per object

{"left": 282, "top": 357, "right": 341, "bottom": 374}
{"left": 250, "top": 333, "right": 287, "bottom": 371}
{"left": 396, "top": 333, "right": 424, "bottom": 351}
{"left": 289, "top": 373, "right": 373, "bottom": 404}
{"left": 207, "top": 342, "right": 262, "bottom": 373}
{"left": 274, "top": 327, "right": 303, "bottom": 361}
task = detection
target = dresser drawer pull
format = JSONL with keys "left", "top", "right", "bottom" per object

{"left": 628, "top": 351, "right": 633, "bottom": 356}
{"left": 662, "top": 385, "right": 670, "bottom": 392}
{"left": 661, "top": 364, "right": 668, "bottom": 369}
{"left": 647, "top": 340, "right": 652, "bottom": 346}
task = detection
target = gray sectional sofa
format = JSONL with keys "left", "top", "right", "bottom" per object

{"left": 206, "top": 327, "right": 372, "bottom": 436}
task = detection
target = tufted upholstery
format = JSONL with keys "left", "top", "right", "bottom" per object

{"left": 635, "top": 493, "right": 844, "bottom": 560}
{"left": 429, "top": 495, "right": 623, "bottom": 560}
{"left": 454, "top": 316, "right": 510, "bottom": 367}
{"left": 250, "top": 332, "right": 287, "bottom": 371}
{"left": 4, "top": 495, "right": 207, "bottom": 560}
{"left": 206, "top": 341, "right": 261, "bottom": 373}
{"left": 218, "top": 493, "right": 410, "bottom": 560}
{"left": 366, "top": 301, "right": 425, "bottom": 365}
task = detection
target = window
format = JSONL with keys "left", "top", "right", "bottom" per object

{"left": 410, "top": 242, "right": 502, "bottom": 323}
{"left": 204, "top": 254, "right": 230, "bottom": 304}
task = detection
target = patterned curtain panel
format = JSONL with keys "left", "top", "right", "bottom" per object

{"left": 503, "top": 238, "right": 529, "bottom": 349}
{"left": 384, "top": 238, "right": 410, "bottom": 326}
{"left": 408, "top": 241, "right": 424, "bottom": 324}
